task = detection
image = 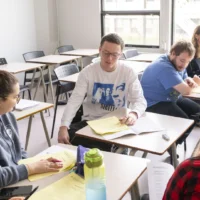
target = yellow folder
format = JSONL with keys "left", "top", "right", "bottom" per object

{"left": 87, "top": 116, "right": 129, "bottom": 135}
{"left": 29, "top": 173, "right": 85, "bottom": 200}
{"left": 18, "top": 150, "right": 76, "bottom": 181}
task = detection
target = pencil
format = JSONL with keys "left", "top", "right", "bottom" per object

{"left": 24, "top": 186, "right": 39, "bottom": 200}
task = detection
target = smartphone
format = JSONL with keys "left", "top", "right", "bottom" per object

{"left": 0, "top": 185, "right": 32, "bottom": 200}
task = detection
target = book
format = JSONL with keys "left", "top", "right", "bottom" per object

{"left": 15, "top": 99, "right": 40, "bottom": 111}
{"left": 102, "top": 116, "right": 165, "bottom": 140}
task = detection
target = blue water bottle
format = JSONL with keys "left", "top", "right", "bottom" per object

{"left": 84, "top": 148, "right": 107, "bottom": 200}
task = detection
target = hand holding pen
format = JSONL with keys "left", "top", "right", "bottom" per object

{"left": 120, "top": 111, "right": 138, "bottom": 125}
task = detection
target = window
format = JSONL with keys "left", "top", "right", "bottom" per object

{"left": 173, "top": 0, "right": 200, "bottom": 42}
{"left": 101, "top": 0, "right": 160, "bottom": 48}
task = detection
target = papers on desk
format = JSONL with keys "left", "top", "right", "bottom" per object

{"left": 191, "top": 86, "right": 200, "bottom": 94}
{"left": 29, "top": 172, "right": 85, "bottom": 200}
{"left": 18, "top": 150, "right": 76, "bottom": 181}
{"left": 15, "top": 99, "right": 39, "bottom": 111}
{"left": 102, "top": 116, "right": 165, "bottom": 140}
{"left": 147, "top": 162, "right": 174, "bottom": 200}
{"left": 87, "top": 116, "right": 129, "bottom": 135}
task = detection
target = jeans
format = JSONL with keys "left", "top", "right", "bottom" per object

{"left": 147, "top": 97, "right": 200, "bottom": 144}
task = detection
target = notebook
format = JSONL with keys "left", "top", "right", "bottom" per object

{"left": 15, "top": 99, "right": 40, "bottom": 111}
{"left": 102, "top": 116, "right": 165, "bottom": 140}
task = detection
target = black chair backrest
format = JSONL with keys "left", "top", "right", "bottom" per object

{"left": 57, "top": 45, "right": 74, "bottom": 54}
{"left": 123, "top": 49, "right": 139, "bottom": 59}
{"left": 0, "top": 58, "right": 7, "bottom": 65}
{"left": 54, "top": 63, "right": 79, "bottom": 94}
{"left": 23, "top": 51, "right": 45, "bottom": 61}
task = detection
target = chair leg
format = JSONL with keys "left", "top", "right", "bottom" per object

{"left": 28, "top": 89, "right": 32, "bottom": 100}
{"left": 51, "top": 85, "right": 60, "bottom": 138}
{"left": 184, "top": 140, "right": 187, "bottom": 151}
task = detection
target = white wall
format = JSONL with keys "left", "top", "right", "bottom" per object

{"left": 0, "top": 0, "right": 58, "bottom": 83}
{"left": 57, "top": 0, "right": 101, "bottom": 49}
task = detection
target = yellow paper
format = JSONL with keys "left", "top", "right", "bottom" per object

{"left": 192, "top": 86, "right": 200, "bottom": 94}
{"left": 18, "top": 151, "right": 75, "bottom": 181}
{"left": 29, "top": 173, "right": 85, "bottom": 200}
{"left": 87, "top": 116, "right": 128, "bottom": 135}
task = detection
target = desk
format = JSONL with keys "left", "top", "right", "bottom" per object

{"left": 0, "top": 62, "right": 46, "bottom": 101}
{"left": 184, "top": 86, "right": 200, "bottom": 100}
{"left": 10, "top": 144, "right": 149, "bottom": 200}
{"left": 26, "top": 55, "right": 81, "bottom": 104}
{"left": 60, "top": 49, "right": 99, "bottom": 69}
{"left": 123, "top": 61, "right": 149, "bottom": 74}
{"left": 127, "top": 53, "right": 162, "bottom": 62}
{"left": 76, "top": 110, "right": 194, "bottom": 168}
{"left": 13, "top": 100, "right": 53, "bottom": 150}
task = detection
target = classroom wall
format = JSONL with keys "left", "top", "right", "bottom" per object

{"left": 57, "top": 0, "right": 101, "bottom": 49}
{"left": 0, "top": 0, "right": 58, "bottom": 83}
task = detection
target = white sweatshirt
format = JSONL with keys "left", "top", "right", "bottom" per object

{"left": 61, "top": 60, "right": 147, "bottom": 128}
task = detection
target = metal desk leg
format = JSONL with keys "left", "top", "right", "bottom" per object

{"left": 25, "top": 115, "right": 33, "bottom": 150}
{"left": 80, "top": 58, "right": 83, "bottom": 70}
{"left": 40, "top": 111, "right": 51, "bottom": 147}
{"left": 171, "top": 143, "right": 178, "bottom": 168}
{"left": 129, "top": 148, "right": 138, "bottom": 156}
{"left": 130, "top": 181, "right": 140, "bottom": 200}
{"left": 48, "top": 64, "right": 55, "bottom": 104}
{"left": 142, "top": 152, "right": 148, "bottom": 158}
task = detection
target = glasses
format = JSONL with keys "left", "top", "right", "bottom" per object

{"left": 1, "top": 94, "right": 21, "bottom": 104}
{"left": 102, "top": 51, "right": 121, "bottom": 59}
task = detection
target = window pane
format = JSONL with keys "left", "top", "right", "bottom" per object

{"left": 174, "top": 0, "right": 200, "bottom": 41}
{"left": 103, "top": 0, "right": 160, "bottom": 11}
{"left": 104, "top": 15, "right": 159, "bottom": 45}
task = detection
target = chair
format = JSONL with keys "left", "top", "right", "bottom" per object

{"left": 0, "top": 58, "right": 31, "bottom": 99}
{"left": 57, "top": 45, "right": 74, "bottom": 54}
{"left": 23, "top": 51, "right": 58, "bottom": 99}
{"left": 51, "top": 63, "right": 82, "bottom": 138}
{"left": 91, "top": 57, "right": 101, "bottom": 63}
{"left": 123, "top": 49, "right": 139, "bottom": 59}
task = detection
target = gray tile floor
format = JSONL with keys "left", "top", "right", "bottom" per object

{"left": 18, "top": 86, "right": 200, "bottom": 199}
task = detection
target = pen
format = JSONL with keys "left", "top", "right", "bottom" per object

{"left": 24, "top": 186, "right": 39, "bottom": 200}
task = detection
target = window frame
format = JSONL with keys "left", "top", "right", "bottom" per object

{"left": 100, "top": 0, "right": 160, "bottom": 48}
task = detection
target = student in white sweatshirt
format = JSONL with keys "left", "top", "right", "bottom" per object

{"left": 58, "top": 33, "right": 147, "bottom": 151}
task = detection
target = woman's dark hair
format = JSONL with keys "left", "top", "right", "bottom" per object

{"left": 0, "top": 70, "right": 18, "bottom": 100}
{"left": 100, "top": 33, "right": 125, "bottom": 50}
{"left": 192, "top": 25, "right": 200, "bottom": 58}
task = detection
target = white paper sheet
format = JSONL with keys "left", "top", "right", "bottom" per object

{"left": 147, "top": 162, "right": 174, "bottom": 200}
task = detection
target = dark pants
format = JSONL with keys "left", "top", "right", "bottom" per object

{"left": 147, "top": 97, "right": 200, "bottom": 144}
{"left": 68, "top": 120, "right": 112, "bottom": 152}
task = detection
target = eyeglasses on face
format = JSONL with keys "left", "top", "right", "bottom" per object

{"left": 0, "top": 94, "right": 21, "bottom": 104}
{"left": 102, "top": 50, "right": 121, "bottom": 59}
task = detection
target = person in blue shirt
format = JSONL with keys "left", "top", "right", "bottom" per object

{"left": 141, "top": 40, "right": 200, "bottom": 144}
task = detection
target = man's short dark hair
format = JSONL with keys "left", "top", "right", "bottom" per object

{"left": 170, "top": 40, "right": 195, "bottom": 57}
{"left": 100, "top": 33, "right": 125, "bottom": 50}
{"left": 0, "top": 70, "right": 18, "bottom": 99}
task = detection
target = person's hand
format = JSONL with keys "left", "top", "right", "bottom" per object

{"left": 120, "top": 112, "right": 138, "bottom": 125}
{"left": 26, "top": 157, "right": 63, "bottom": 175}
{"left": 193, "top": 75, "right": 200, "bottom": 86}
{"left": 58, "top": 126, "right": 71, "bottom": 144}
{"left": 185, "top": 77, "right": 198, "bottom": 88}
{"left": 9, "top": 197, "right": 25, "bottom": 200}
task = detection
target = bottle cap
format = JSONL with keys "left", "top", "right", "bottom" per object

{"left": 84, "top": 148, "right": 103, "bottom": 168}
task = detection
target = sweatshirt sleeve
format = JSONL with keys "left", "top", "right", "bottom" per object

{"left": 127, "top": 69, "right": 147, "bottom": 117}
{"left": 0, "top": 164, "right": 28, "bottom": 187}
{"left": 61, "top": 69, "right": 88, "bottom": 128}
